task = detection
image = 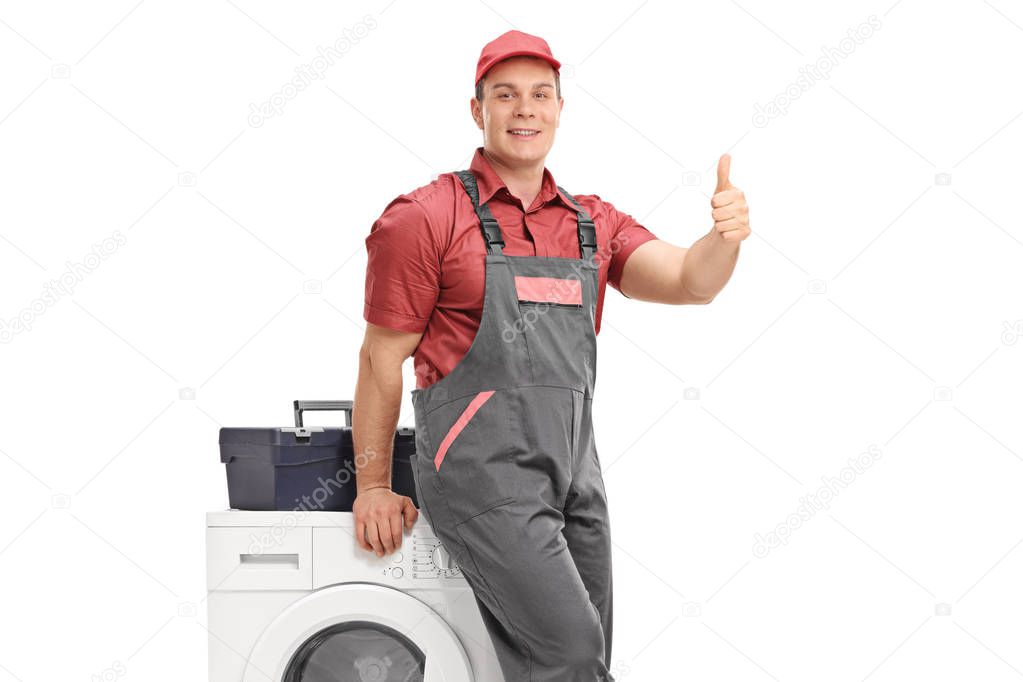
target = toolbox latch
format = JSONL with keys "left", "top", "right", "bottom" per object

{"left": 281, "top": 426, "right": 325, "bottom": 441}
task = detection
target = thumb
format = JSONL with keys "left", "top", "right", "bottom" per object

{"left": 715, "top": 153, "right": 733, "bottom": 193}
{"left": 403, "top": 498, "right": 418, "bottom": 528}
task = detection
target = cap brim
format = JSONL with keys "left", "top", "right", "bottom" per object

{"left": 477, "top": 51, "right": 561, "bottom": 84}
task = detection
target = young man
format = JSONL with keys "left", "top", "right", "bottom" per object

{"left": 353, "top": 30, "right": 749, "bottom": 681}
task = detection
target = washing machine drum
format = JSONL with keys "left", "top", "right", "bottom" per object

{"left": 284, "top": 621, "right": 424, "bottom": 681}
{"left": 244, "top": 584, "right": 476, "bottom": 682}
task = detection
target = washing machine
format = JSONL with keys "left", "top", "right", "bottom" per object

{"left": 205, "top": 509, "right": 504, "bottom": 681}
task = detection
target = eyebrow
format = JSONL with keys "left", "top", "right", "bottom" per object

{"left": 490, "top": 82, "right": 555, "bottom": 91}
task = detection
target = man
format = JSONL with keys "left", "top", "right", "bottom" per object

{"left": 352, "top": 30, "right": 749, "bottom": 682}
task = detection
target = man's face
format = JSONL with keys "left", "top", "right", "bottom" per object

{"left": 471, "top": 56, "right": 563, "bottom": 167}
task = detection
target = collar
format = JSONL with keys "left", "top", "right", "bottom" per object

{"left": 467, "top": 146, "right": 575, "bottom": 211}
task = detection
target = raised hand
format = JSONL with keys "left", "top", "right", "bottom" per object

{"left": 710, "top": 154, "right": 750, "bottom": 243}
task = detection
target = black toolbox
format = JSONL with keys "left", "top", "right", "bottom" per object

{"left": 218, "top": 400, "right": 417, "bottom": 511}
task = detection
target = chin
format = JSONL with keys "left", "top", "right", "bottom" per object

{"left": 500, "top": 139, "right": 551, "bottom": 158}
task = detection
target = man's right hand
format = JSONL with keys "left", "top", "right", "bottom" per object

{"left": 353, "top": 487, "right": 419, "bottom": 557}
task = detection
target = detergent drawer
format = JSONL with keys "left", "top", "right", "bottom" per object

{"left": 206, "top": 526, "right": 312, "bottom": 591}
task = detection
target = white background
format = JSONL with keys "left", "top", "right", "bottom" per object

{"left": 2, "top": 0, "right": 1022, "bottom": 680}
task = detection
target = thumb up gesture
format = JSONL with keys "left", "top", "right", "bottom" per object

{"left": 711, "top": 154, "right": 750, "bottom": 243}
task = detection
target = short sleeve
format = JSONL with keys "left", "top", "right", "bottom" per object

{"left": 363, "top": 197, "right": 442, "bottom": 333}
{"left": 601, "top": 198, "right": 658, "bottom": 297}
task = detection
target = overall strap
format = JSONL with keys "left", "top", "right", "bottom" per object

{"left": 557, "top": 185, "right": 598, "bottom": 261}
{"left": 455, "top": 170, "right": 504, "bottom": 255}
{"left": 454, "top": 170, "right": 598, "bottom": 260}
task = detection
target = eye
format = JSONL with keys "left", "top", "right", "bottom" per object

{"left": 498, "top": 93, "right": 513, "bottom": 99}
{"left": 535, "top": 92, "right": 548, "bottom": 99}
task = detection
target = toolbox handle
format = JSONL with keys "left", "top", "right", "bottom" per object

{"left": 293, "top": 400, "right": 353, "bottom": 427}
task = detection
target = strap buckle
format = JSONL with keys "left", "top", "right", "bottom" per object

{"left": 578, "top": 220, "right": 597, "bottom": 249}
{"left": 482, "top": 218, "right": 505, "bottom": 247}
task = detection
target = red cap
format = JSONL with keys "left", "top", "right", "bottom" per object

{"left": 475, "top": 30, "right": 561, "bottom": 86}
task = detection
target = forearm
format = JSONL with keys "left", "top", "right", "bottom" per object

{"left": 679, "top": 227, "right": 741, "bottom": 301}
{"left": 352, "top": 347, "right": 402, "bottom": 494}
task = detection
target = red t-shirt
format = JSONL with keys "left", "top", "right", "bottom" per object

{"left": 364, "top": 147, "right": 658, "bottom": 390}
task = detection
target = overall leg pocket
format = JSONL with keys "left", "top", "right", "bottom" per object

{"left": 426, "top": 389, "right": 522, "bottom": 525}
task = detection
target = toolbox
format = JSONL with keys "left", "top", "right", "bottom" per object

{"left": 218, "top": 400, "right": 417, "bottom": 511}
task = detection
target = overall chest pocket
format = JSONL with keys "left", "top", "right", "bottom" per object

{"left": 425, "top": 389, "right": 522, "bottom": 524}
{"left": 514, "top": 275, "right": 583, "bottom": 307}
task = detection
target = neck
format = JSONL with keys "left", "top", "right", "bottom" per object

{"left": 482, "top": 147, "right": 545, "bottom": 206}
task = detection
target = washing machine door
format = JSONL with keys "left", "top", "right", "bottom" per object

{"left": 243, "top": 583, "right": 475, "bottom": 682}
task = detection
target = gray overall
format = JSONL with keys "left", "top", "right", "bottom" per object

{"left": 409, "top": 170, "right": 615, "bottom": 681}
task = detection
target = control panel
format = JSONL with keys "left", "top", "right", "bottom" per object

{"left": 410, "top": 531, "right": 463, "bottom": 580}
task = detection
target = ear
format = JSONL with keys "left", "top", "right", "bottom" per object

{"left": 470, "top": 97, "right": 484, "bottom": 131}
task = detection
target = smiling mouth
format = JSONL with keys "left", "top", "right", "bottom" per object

{"left": 508, "top": 129, "right": 540, "bottom": 138}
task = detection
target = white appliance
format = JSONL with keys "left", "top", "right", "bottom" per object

{"left": 206, "top": 509, "right": 504, "bottom": 681}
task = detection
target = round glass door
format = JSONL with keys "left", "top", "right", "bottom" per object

{"left": 243, "top": 583, "right": 474, "bottom": 682}
{"left": 283, "top": 620, "right": 424, "bottom": 681}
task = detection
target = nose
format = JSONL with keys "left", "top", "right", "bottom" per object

{"left": 513, "top": 98, "right": 536, "bottom": 119}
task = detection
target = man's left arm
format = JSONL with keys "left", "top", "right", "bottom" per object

{"left": 618, "top": 154, "right": 751, "bottom": 304}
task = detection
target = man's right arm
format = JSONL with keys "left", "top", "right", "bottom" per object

{"left": 352, "top": 322, "right": 424, "bottom": 556}
{"left": 355, "top": 193, "right": 442, "bottom": 556}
